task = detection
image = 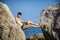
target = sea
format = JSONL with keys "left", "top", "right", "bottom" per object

{"left": 23, "top": 28, "right": 43, "bottom": 37}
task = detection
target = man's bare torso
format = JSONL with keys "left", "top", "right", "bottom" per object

{"left": 15, "top": 17, "right": 23, "bottom": 26}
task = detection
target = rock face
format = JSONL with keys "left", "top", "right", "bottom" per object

{"left": 0, "top": 2, "right": 26, "bottom": 40}
{"left": 40, "top": 3, "right": 60, "bottom": 40}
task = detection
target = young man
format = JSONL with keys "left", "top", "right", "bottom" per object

{"left": 15, "top": 12, "right": 40, "bottom": 29}
{"left": 15, "top": 12, "right": 24, "bottom": 27}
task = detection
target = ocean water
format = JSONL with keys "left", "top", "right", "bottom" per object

{"left": 23, "top": 28, "right": 43, "bottom": 37}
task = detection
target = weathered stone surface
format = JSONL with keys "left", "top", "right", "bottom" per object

{"left": 40, "top": 3, "right": 60, "bottom": 40}
{"left": 0, "top": 2, "right": 26, "bottom": 40}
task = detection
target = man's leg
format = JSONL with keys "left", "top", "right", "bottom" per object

{"left": 27, "top": 20, "right": 38, "bottom": 25}
{"left": 27, "top": 20, "right": 40, "bottom": 28}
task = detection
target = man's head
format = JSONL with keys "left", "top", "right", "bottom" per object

{"left": 17, "top": 12, "right": 22, "bottom": 18}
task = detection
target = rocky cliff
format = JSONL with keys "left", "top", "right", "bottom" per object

{"left": 0, "top": 2, "right": 26, "bottom": 40}
{"left": 40, "top": 3, "right": 60, "bottom": 40}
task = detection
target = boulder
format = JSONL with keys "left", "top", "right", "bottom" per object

{"left": 0, "top": 2, "right": 26, "bottom": 40}
{"left": 40, "top": 3, "right": 60, "bottom": 40}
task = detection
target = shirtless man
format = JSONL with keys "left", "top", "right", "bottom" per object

{"left": 15, "top": 12, "right": 40, "bottom": 29}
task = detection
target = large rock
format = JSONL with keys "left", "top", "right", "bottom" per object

{"left": 40, "top": 3, "right": 60, "bottom": 40}
{"left": 0, "top": 2, "right": 26, "bottom": 40}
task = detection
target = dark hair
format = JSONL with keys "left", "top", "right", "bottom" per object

{"left": 17, "top": 12, "right": 22, "bottom": 15}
